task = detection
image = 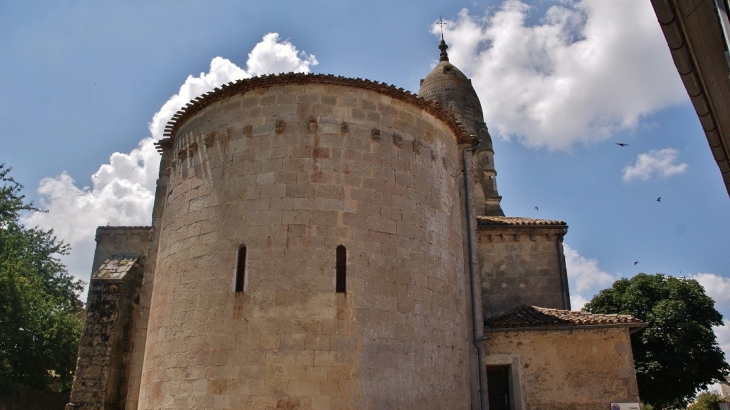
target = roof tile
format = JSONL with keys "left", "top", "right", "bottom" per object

{"left": 477, "top": 216, "right": 566, "bottom": 226}
{"left": 485, "top": 305, "right": 645, "bottom": 330}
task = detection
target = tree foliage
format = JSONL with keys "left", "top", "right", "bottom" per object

{"left": 584, "top": 273, "right": 730, "bottom": 410}
{"left": 0, "top": 164, "right": 84, "bottom": 393}
{"left": 688, "top": 391, "right": 727, "bottom": 410}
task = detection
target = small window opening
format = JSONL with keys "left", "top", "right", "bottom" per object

{"left": 235, "top": 245, "right": 246, "bottom": 293}
{"left": 336, "top": 245, "right": 346, "bottom": 293}
{"left": 487, "top": 365, "right": 511, "bottom": 410}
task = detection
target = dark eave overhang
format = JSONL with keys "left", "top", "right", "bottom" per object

{"left": 485, "top": 322, "right": 648, "bottom": 334}
{"left": 651, "top": 0, "right": 730, "bottom": 197}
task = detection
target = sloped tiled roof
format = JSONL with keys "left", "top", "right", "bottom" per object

{"left": 485, "top": 305, "right": 646, "bottom": 332}
{"left": 92, "top": 254, "right": 140, "bottom": 280}
{"left": 477, "top": 216, "right": 567, "bottom": 227}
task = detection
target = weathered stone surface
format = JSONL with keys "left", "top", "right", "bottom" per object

{"left": 476, "top": 220, "right": 570, "bottom": 318}
{"left": 138, "top": 82, "right": 471, "bottom": 410}
{"left": 484, "top": 327, "right": 641, "bottom": 410}
{"left": 67, "top": 245, "right": 146, "bottom": 410}
{"left": 69, "top": 54, "right": 643, "bottom": 410}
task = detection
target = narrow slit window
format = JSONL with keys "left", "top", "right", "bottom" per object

{"left": 235, "top": 245, "right": 246, "bottom": 293}
{"left": 336, "top": 245, "right": 346, "bottom": 293}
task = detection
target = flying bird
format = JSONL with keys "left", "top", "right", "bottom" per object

{"left": 657, "top": 197, "right": 661, "bottom": 202}
{"left": 535, "top": 206, "right": 539, "bottom": 211}
{"left": 634, "top": 261, "right": 639, "bottom": 266}
{"left": 615, "top": 143, "right": 629, "bottom": 147}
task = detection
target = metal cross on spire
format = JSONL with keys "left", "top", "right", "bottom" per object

{"left": 437, "top": 15, "right": 449, "bottom": 62}
{"left": 437, "top": 15, "right": 447, "bottom": 40}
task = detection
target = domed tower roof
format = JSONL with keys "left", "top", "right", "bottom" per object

{"left": 418, "top": 39, "right": 485, "bottom": 137}
{"left": 419, "top": 37, "right": 504, "bottom": 216}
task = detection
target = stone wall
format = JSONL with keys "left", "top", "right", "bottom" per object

{"left": 67, "top": 227, "right": 150, "bottom": 410}
{"left": 477, "top": 225, "right": 569, "bottom": 317}
{"left": 91, "top": 227, "right": 151, "bottom": 275}
{"left": 138, "top": 82, "right": 472, "bottom": 409}
{"left": 484, "top": 327, "right": 641, "bottom": 410}
{"left": 124, "top": 150, "right": 171, "bottom": 410}
{"left": 67, "top": 256, "right": 143, "bottom": 410}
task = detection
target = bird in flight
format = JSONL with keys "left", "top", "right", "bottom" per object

{"left": 615, "top": 143, "right": 629, "bottom": 147}
{"left": 535, "top": 206, "right": 539, "bottom": 211}
{"left": 634, "top": 261, "right": 639, "bottom": 266}
{"left": 656, "top": 197, "right": 661, "bottom": 202}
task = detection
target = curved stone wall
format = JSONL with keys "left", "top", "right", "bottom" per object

{"left": 139, "top": 81, "right": 471, "bottom": 409}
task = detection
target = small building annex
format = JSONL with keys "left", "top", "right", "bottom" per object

{"left": 65, "top": 38, "right": 645, "bottom": 410}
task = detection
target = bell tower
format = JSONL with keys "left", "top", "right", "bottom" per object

{"left": 418, "top": 37, "right": 504, "bottom": 216}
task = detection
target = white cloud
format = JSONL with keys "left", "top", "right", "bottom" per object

{"left": 564, "top": 243, "right": 615, "bottom": 294}
{"left": 437, "top": 0, "right": 686, "bottom": 150}
{"left": 689, "top": 273, "right": 730, "bottom": 306}
{"left": 25, "top": 140, "right": 158, "bottom": 245}
{"left": 570, "top": 294, "right": 590, "bottom": 311}
{"left": 245, "top": 32, "right": 318, "bottom": 77}
{"left": 691, "top": 273, "right": 730, "bottom": 361}
{"left": 149, "top": 33, "right": 316, "bottom": 142}
{"left": 24, "top": 33, "right": 317, "bottom": 288}
{"left": 148, "top": 57, "right": 249, "bottom": 143}
{"left": 622, "top": 148, "right": 688, "bottom": 181}
{"left": 714, "top": 320, "right": 730, "bottom": 362}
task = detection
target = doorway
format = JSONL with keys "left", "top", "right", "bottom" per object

{"left": 487, "top": 365, "right": 511, "bottom": 410}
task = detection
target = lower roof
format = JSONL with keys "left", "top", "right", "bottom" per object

{"left": 485, "top": 305, "right": 646, "bottom": 333}
{"left": 477, "top": 216, "right": 566, "bottom": 226}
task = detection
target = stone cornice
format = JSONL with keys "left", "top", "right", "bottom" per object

{"left": 155, "top": 72, "right": 474, "bottom": 153}
{"left": 477, "top": 216, "right": 568, "bottom": 241}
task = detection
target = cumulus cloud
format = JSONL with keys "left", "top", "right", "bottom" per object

{"left": 714, "top": 320, "right": 730, "bottom": 360}
{"left": 570, "top": 294, "right": 590, "bottom": 311}
{"left": 245, "top": 32, "right": 318, "bottom": 78}
{"left": 686, "top": 273, "right": 730, "bottom": 358}
{"left": 24, "top": 33, "right": 317, "bottom": 287}
{"left": 149, "top": 33, "right": 316, "bottom": 142}
{"left": 437, "top": 0, "right": 686, "bottom": 150}
{"left": 564, "top": 243, "right": 615, "bottom": 295}
{"left": 25, "top": 141, "right": 158, "bottom": 244}
{"left": 689, "top": 273, "right": 730, "bottom": 306}
{"left": 622, "top": 148, "right": 688, "bottom": 181}
{"left": 148, "top": 57, "right": 248, "bottom": 143}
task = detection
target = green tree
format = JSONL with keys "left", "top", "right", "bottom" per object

{"left": 688, "top": 391, "right": 727, "bottom": 410}
{"left": 0, "top": 164, "right": 84, "bottom": 393}
{"left": 584, "top": 273, "right": 730, "bottom": 410}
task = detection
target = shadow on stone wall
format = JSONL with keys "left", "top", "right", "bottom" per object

{"left": 0, "top": 388, "right": 69, "bottom": 410}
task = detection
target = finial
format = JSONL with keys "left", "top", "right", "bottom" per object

{"left": 439, "top": 39, "right": 449, "bottom": 62}
{"left": 437, "top": 15, "right": 447, "bottom": 40}
{"left": 437, "top": 15, "right": 449, "bottom": 62}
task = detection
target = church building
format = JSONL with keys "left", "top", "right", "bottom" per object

{"left": 65, "top": 37, "right": 645, "bottom": 410}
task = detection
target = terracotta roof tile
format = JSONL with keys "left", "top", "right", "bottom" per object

{"left": 477, "top": 216, "right": 566, "bottom": 226}
{"left": 485, "top": 305, "right": 645, "bottom": 331}
{"left": 155, "top": 72, "right": 476, "bottom": 153}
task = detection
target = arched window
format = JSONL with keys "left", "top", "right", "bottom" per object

{"left": 336, "top": 245, "right": 346, "bottom": 293}
{"left": 235, "top": 244, "right": 246, "bottom": 293}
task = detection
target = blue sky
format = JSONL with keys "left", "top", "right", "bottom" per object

{"left": 2, "top": 1, "right": 730, "bottom": 353}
